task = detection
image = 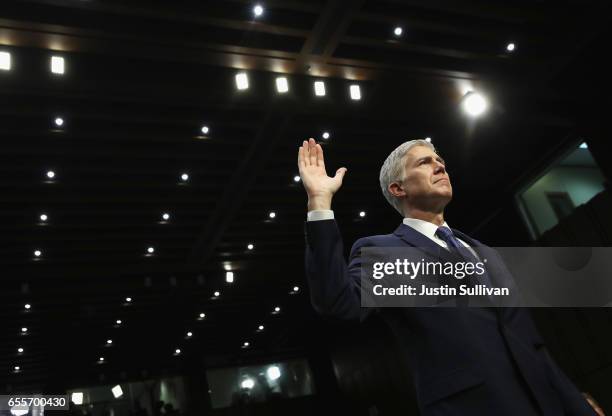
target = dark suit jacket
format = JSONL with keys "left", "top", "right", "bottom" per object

{"left": 305, "top": 219, "right": 595, "bottom": 416}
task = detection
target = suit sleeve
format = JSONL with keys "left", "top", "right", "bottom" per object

{"left": 304, "top": 219, "right": 374, "bottom": 323}
{"left": 539, "top": 347, "right": 597, "bottom": 416}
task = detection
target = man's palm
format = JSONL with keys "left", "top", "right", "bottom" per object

{"left": 298, "top": 138, "right": 347, "bottom": 199}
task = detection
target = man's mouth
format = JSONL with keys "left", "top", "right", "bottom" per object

{"left": 434, "top": 178, "right": 449, "bottom": 184}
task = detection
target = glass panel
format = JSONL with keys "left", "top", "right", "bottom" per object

{"left": 517, "top": 142, "right": 606, "bottom": 238}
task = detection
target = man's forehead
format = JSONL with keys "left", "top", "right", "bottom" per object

{"left": 404, "top": 145, "right": 438, "bottom": 161}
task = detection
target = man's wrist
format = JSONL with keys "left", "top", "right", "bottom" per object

{"left": 307, "top": 195, "right": 332, "bottom": 211}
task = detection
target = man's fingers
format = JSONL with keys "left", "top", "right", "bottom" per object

{"left": 335, "top": 167, "right": 348, "bottom": 182}
{"left": 298, "top": 146, "right": 306, "bottom": 170}
{"left": 308, "top": 138, "right": 317, "bottom": 166}
{"left": 316, "top": 143, "right": 324, "bottom": 167}
{"left": 301, "top": 140, "right": 310, "bottom": 166}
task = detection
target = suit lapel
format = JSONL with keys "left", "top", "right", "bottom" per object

{"left": 393, "top": 223, "right": 463, "bottom": 264}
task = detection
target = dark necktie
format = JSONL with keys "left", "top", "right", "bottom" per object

{"left": 434, "top": 226, "right": 495, "bottom": 300}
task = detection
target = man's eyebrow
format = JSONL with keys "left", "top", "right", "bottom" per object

{"left": 415, "top": 155, "right": 446, "bottom": 165}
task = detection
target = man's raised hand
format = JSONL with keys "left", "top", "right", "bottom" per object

{"left": 297, "top": 138, "right": 347, "bottom": 211}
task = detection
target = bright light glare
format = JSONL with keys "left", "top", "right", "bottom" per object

{"left": 580, "top": 142, "right": 588, "bottom": 149}
{"left": 111, "top": 385, "right": 123, "bottom": 398}
{"left": 236, "top": 72, "right": 249, "bottom": 90}
{"left": 267, "top": 365, "right": 281, "bottom": 380}
{"left": 506, "top": 43, "right": 515, "bottom": 52}
{"left": 359, "top": 211, "right": 366, "bottom": 217}
{"left": 394, "top": 27, "right": 403, "bottom": 36}
{"left": 253, "top": 4, "right": 264, "bottom": 17}
{"left": 46, "top": 170, "right": 55, "bottom": 179}
{"left": 71, "top": 392, "right": 84, "bottom": 405}
{"left": 51, "top": 56, "right": 65, "bottom": 74}
{"left": 225, "top": 272, "right": 234, "bottom": 283}
{"left": 314, "top": 81, "right": 326, "bottom": 96}
{"left": 349, "top": 84, "right": 361, "bottom": 100}
{"left": 462, "top": 92, "right": 488, "bottom": 117}
{"left": 241, "top": 378, "right": 255, "bottom": 389}
{"left": 54, "top": 117, "right": 64, "bottom": 127}
{"left": 322, "top": 131, "right": 330, "bottom": 140}
{"left": 276, "top": 77, "right": 289, "bottom": 93}
{"left": 0, "top": 51, "right": 10, "bottom": 70}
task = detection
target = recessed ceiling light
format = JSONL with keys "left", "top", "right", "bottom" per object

{"left": 235, "top": 72, "right": 249, "bottom": 90}
{"left": 17, "top": 347, "right": 24, "bottom": 353}
{"left": 258, "top": 325, "right": 264, "bottom": 330}
{"left": 462, "top": 92, "right": 488, "bottom": 117}
{"left": 162, "top": 212, "right": 170, "bottom": 221}
{"left": 579, "top": 142, "right": 588, "bottom": 149}
{"left": 274, "top": 306, "right": 280, "bottom": 312}
{"left": 175, "top": 348, "right": 181, "bottom": 355}
{"left": 186, "top": 331, "right": 193, "bottom": 337}
{"left": 253, "top": 4, "right": 264, "bottom": 17}
{"left": 51, "top": 56, "right": 65, "bottom": 74}
{"left": 268, "top": 211, "right": 276, "bottom": 219}
{"left": 199, "top": 312, "right": 206, "bottom": 319}
{"left": 106, "top": 339, "right": 113, "bottom": 344}
{"left": 247, "top": 243, "right": 254, "bottom": 250}
{"left": 39, "top": 214, "right": 48, "bottom": 222}
{"left": 111, "top": 385, "right": 123, "bottom": 399}
{"left": 225, "top": 272, "right": 234, "bottom": 283}
{"left": 349, "top": 84, "right": 361, "bottom": 100}
{"left": 46, "top": 170, "right": 55, "bottom": 179}
{"left": 116, "top": 319, "right": 122, "bottom": 325}
{"left": 125, "top": 297, "right": 132, "bottom": 303}
{"left": 54, "top": 117, "right": 64, "bottom": 127}
{"left": 293, "top": 175, "right": 301, "bottom": 183}
{"left": 293, "top": 286, "right": 299, "bottom": 292}
{"left": 214, "top": 291, "right": 220, "bottom": 297}
{"left": 99, "top": 357, "right": 104, "bottom": 362}
{"left": 21, "top": 327, "right": 28, "bottom": 333}
{"left": 147, "top": 246, "right": 155, "bottom": 254}
{"left": 322, "top": 131, "right": 330, "bottom": 140}
{"left": 275, "top": 76, "right": 289, "bottom": 93}
{"left": 359, "top": 211, "right": 366, "bottom": 218}
{"left": 201, "top": 125, "right": 209, "bottom": 135}
{"left": 394, "top": 26, "right": 403, "bottom": 37}
{"left": 14, "top": 365, "right": 20, "bottom": 371}
{"left": 180, "top": 173, "right": 189, "bottom": 182}
{"left": 33, "top": 250, "right": 42, "bottom": 257}
{"left": 0, "top": 51, "right": 11, "bottom": 70}
{"left": 506, "top": 42, "right": 516, "bottom": 52}
{"left": 24, "top": 303, "right": 31, "bottom": 310}
{"left": 314, "top": 81, "right": 326, "bottom": 96}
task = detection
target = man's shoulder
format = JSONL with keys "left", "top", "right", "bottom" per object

{"left": 352, "top": 232, "right": 401, "bottom": 249}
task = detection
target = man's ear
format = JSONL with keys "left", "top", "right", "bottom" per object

{"left": 388, "top": 182, "right": 406, "bottom": 197}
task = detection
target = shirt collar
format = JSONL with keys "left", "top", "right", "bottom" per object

{"left": 402, "top": 217, "right": 449, "bottom": 241}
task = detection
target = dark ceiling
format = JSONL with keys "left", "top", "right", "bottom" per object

{"left": 1, "top": 0, "right": 609, "bottom": 392}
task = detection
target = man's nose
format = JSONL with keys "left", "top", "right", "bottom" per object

{"left": 434, "top": 163, "right": 445, "bottom": 174}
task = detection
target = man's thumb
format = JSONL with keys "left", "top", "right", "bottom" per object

{"left": 335, "top": 167, "right": 347, "bottom": 181}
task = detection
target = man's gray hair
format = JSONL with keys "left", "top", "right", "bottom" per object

{"left": 379, "top": 139, "right": 436, "bottom": 216}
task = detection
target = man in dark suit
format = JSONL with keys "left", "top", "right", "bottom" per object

{"left": 298, "top": 138, "right": 601, "bottom": 415}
